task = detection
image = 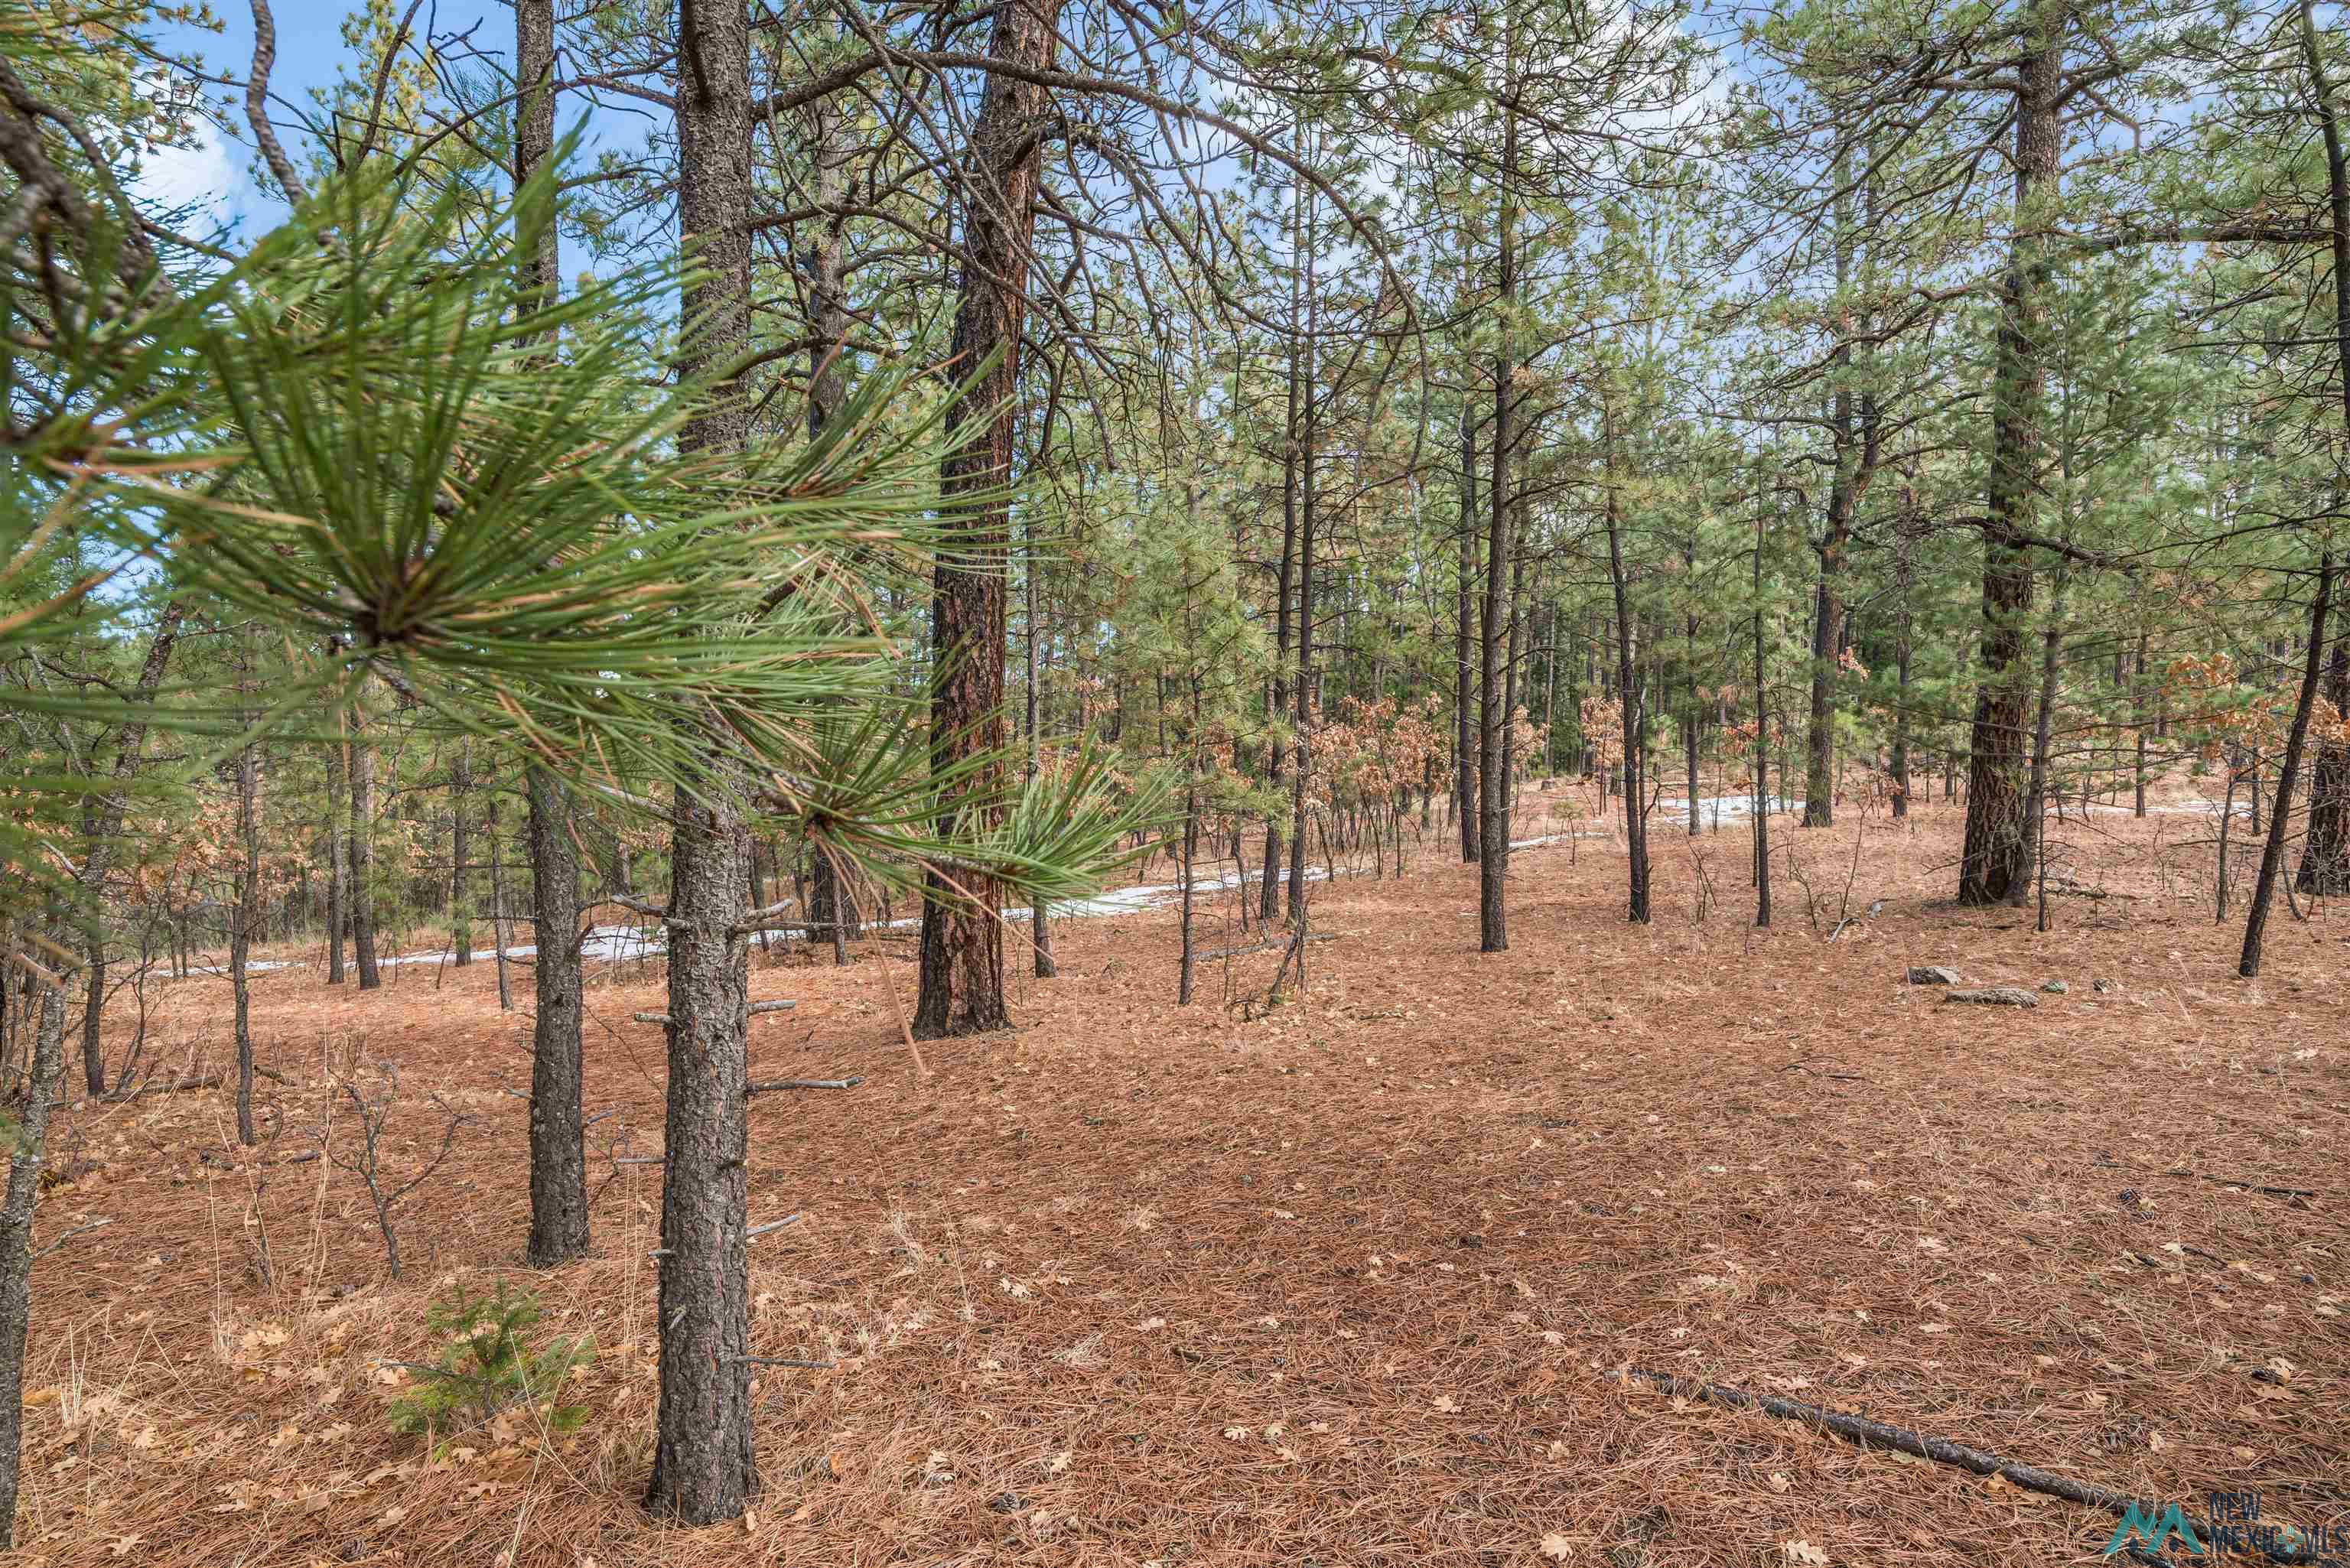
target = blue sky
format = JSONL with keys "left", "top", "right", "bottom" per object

{"left": 144, "top": 4, "right": 513, "bottom": 232}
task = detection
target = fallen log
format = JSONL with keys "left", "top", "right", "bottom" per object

{"left": 1615, "top": 1366, "right": 2316, "bottom": 1563}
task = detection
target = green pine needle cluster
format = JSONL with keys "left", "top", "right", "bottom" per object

{"left": 386, "top": 1281, "right": 593, "bottom": 1445}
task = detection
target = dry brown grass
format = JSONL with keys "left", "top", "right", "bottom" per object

{"left": 11, "top": 786, "right": 2347, "bottom": 1567}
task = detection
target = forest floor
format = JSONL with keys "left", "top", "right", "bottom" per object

{"left": 11, "top": 784, "right": 2348, "bottom": 1568}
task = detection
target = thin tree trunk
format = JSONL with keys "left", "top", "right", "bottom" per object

{"left": 1177, "top": 767, "right": 1199, "bottom": 1004}
{"left": 2242, "top": 557, "right": 2334, "bottom": 977}
{"left": 350, "top": 698, "right": 380, "bottom": 990}
{"left": 0, "top": 922, "right": 70, "bottom": 1548}
{"left": 1606, "top": 400, "right": 1650, "bottom": 924}
{"left": 1286, "top": 179, "right": 1320, "bottom": 929}
{"left": 1026, "top": 513, "right": 1055, "bottom": 976}
{"left": 2134, "top": 630, "right": 2153, "bottom": 819}
{"left": 326, "top": 714, "right": 346, "bottom": 984}
{"left": 512, "top": 0, "right": 585, "bottom": 1264}
{"left": 1261, "top": 247, "right": 1300, "bottom": 921}
{"left": 1753, "top": 499, "right": 1772, "bottom": 926}
{"left": 647, "top": 0, "right": 758, "bottom": 1521}
{"left": 1457, "top": 395, "right": 1480, "bottom": 864}
{"left": 2021, "top": 562, "right": 2069, "bottom": 921}
{"left": 451, "top": 740, "right": 474, "bottom": 966}
{"left": 1477, "top": 74, "right": 1518, "bottom": 954}
{"left": 524, "top": 771, "right": 588, "bottom": 1264}
{"left": 1891, "top": 475, "right": 1915, "bottom": 820}
{"left": 488, "top": 781, "right": 513, "bottom": 1012}
{"left": 232, "top": 730, "right": 259, "bottom": 1146}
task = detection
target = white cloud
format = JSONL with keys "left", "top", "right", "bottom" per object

{"left": 131, "top": 116, "right": 249, "bottom": 227}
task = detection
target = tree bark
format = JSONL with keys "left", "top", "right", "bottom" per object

{"left": 451, "top": 740, "right": 474, "bottom": 966}
{"left": 1457, "top": 395, "right": 1481, "bottom": 864}
{"left": 2298, "top": 638, "right": 2348, "bottom": 894}
{"left": 916, "top": 0, "right": 1063, "bottom": 1036}
{"left": 1261, "top": 220, "right": 1300, "bottom": 919}
{"left": 1753, "top": 480, "right": 1773, "bottom": 926}
{"left": 1285, "top": 181, "right": 1319, "bottom": 929}
{"left": 0, "top": 918, "right": 70, "bottom": 1549}
{"left": 1605, "top": 399, "right": 1650, "bottom": 924}
{"left": 326, "top": 713, "right": 347, "bottom": 984}
{"left": 524, "top": 771, "right": 588, "bottom": 1264}
{"left": 1477, "top": 80, "right": 1518, "bottom": 953}
{"left": 350, "top": 698, "right": 381, "bottom": 990}
{"left": 1025, "top": 511, "right": 1055, "bottom": 976}
{"left": 2291, "top": 0, "right": 2350, "bottom": 899}
{"left": 1891, "top": 475, "right": 1916, "bottom": 819}
{"left": 2241, "top": 558, "right": 2334, "bottom": 976}
{"left": 487, "top": 781, "right": 513, "bottom": 1011}
{"left": 232, "top": 730, "right": 259, "bottom": 1146}
{"left": 513, "top": 0, "right": 587, "bottom": 1269}
{"left": 2021, "top": 561, "right": 2069, "bottom": 922}
{"left": 647, "top": 0, "right": 758, "bottom": 1521}
{"left": 1959, "top": 14, "right": 2060, "bottom": 905}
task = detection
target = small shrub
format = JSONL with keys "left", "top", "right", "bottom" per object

{"left": 388, "top": 1281, "right": 592, "bottom": 1442}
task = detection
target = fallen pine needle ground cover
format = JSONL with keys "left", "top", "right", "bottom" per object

{"left": 11, "top": 788, "right": 2346, "bottom": 1567}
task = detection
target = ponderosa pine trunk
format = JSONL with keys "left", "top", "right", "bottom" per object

{"left": 1606, "top": 400, "right": 1650, "bottom": 924}
{"left": 2298, "top": 639, "right": 2348, "bottom": 894}
{"left": 1261, "top": 249, "right": 1300, "bottom": 921}
{"left": 802, "top": 145, "right": 864, "bottom": 973}
{"left": 515, "top": 0, "right": 588, "bottom": 1271}
{"left": 916, "top": 0, "right": 1063, "bottom": 1036}
{"left": 1892, "top": 478, "right": 1916, "bottom": 821}
{"left": 524, "top": 770, "right": 588, "bottom": 1265}
{"left": 1959, "top": 16, "right": 2060, "bottom": 905}
{"left": 451, "top": 740, "right": 474, "bottom": 966}
{"left": 232, "top": 729, "right": 259, "bottom": 1146}
{"left": 1476, "top": 83, "right": 1518, "bottom": 953}
{"left": 1285, "top": 183, "right": 1319, "bottom": 929}
{"left": 350, "top": 700, "right": 381, "bottom": 989}
{"left": 326, "top": 716, "right": 346, "bottom": 984}
{"left": 0, "top": 919, "right": 70, "bottom": 1549}
{"left": 2021, "top": 561, "right": 2069, "bottom": 920}
{"left": 647, "top": 0, "right": 758, "bottom": 1521}
{"left": 1803, "top": 141, "right": 1873, "bottom": 831}
{"left": 2242, "top": 558, "right": 2334, "bottom": 976}
{"left": 2292, "top": 0, "right": 2350, "bottom": 900}
{"left": 1025, "top": 512, "right": 1054, "bottom": 976}
{"left": 1753, "top": 481, "right": 1773, "bottom": 926}
{"left": 1457, "top": 395, "right": 1480, "bottom": 865}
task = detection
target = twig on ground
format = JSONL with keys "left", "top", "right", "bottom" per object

{"left": 2163, "top": 1169, "right": 2319, "bottom": 1199}
{"left": 747, "top": 1076, "right": 861, "bottom": 1095}
{"left": 1613, "top": 1366, "right": 2316, "bottom": 1563}
{"left": 1199, "top": 933, "right": 1338, "bottom": 962}
{"left": 96, "top": 1075, "right": 220, "bottom": 1102}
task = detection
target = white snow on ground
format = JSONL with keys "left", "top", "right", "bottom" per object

{"left": 194, "top": 830, "right": 1600, "bottom": 977}
{"left": 2083, "top": 797, "right": 2251, "bottom": 818}
{"left": 1655, "top": 794, "right": 1805, "bottom": 825}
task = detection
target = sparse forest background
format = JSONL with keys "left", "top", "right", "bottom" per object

{"left": 1, "top": 0, "right": 2345, "bottom": 1558}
